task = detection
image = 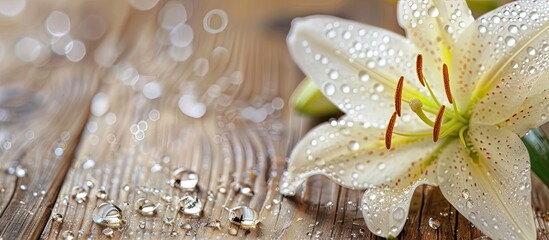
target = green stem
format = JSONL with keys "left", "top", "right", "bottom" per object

{"left": 521, "top": 128, "right": 549, "bottom": 188}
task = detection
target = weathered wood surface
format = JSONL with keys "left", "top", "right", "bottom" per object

{"left": 0, "top": 0, "right": 547, "bottom": 239}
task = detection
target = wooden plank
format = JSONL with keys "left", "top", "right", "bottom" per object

{"left": 0, "top": 66, "right": 100, "bottom": 239}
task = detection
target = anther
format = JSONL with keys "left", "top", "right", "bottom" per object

{"left": 442, "top": 64, "right": 453, "bottom": 104}
{"left": 385, "top": 112, "right": 398, "bottom": 149}
{"left": 395, "top": 76, "right": 404, "bottom": 116}
{"left": 416, "top": 54, "right": 425, "bottom": 86}
{"left": 433, "top": 105, "right": 446, "bottom": 142}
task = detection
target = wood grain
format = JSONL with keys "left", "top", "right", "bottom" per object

{"left": 0, "top": 0, "right": 546, "bottom": 239}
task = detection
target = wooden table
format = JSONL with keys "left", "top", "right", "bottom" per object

{"left": 0, "top": 0, "right": 548, "bottom": 239}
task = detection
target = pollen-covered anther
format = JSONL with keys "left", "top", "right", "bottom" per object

{"left": 394, "top": 76, "right": 404, "bottom": 116}
{"left": 416, "top": 54, "right": 425, "bottom": 86}
{"left": 385, "top": 112, "right": 398, "bottom": 149}
{"left": 442, "top": 64, "right": 453, "bottom": 104}
{"left": 433, "top": 105, "right": 446, "bottom": 142}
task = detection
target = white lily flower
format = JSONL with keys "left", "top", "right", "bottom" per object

{"left": 280, "top": 0, "right": 549, "bottom": 239}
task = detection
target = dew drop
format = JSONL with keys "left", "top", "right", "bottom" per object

{"left": 135, "top": 198, "right": 159, "bottom": 216}
{"left": 62, "top": 230, "right": 75, "bottom": 240}
{"left": 491, "top": 16, "right": 501, "bottom": 24}
{"left": 96, "top": 189, "right": 108, "bottom": 200}
{"left": 341, "top": 84, "right": 350, "bottom": 94}
{"left": 374, "top": 83, "right": 384, "bottom": 93}
{"left": 392, "top": 207, "right": 405, "bottom": 221}
{"left": 348, "top": 140, "right": 360, "bottom": 151}
{"left": 461, "top": 189, "right": 470, "bottom": 199}
{"left": 428, "top": 217, "right": 440, "bottom": 230}
{"left": 328, "top": 70, "right": 339, "bottom": 80}
{"left": 326, "top": 29, "right": 336, "bottom": 39}
{"left": 466, "top": 199, "right": 474, "bottom": 208}
{"left": 444, "top": 25, "right": 453, "bottom": 34}
{"left": 527, "top": 47, "right": 536, "bottom": 56}
{"left": 163, "top": 217, "right": 175, "bottom": 225}
{"left": 71, "top": 186, "right": 88, "bottom": 204}
{"left": 505, "top": 36, "right": 516, "bottom": 47}
{"left": 377, "top": 162, "right": 386, "bottom": 170}
{"left": 428, "top": 6, "right": 439, "bottom": 17}
{"left": 468, "top": 212, "right": 477, "bottom": 220}
{"left": 102, "top": 227, "right": 114, "bottom": 237}
{"left": 178, "top": 195, "right": 202, "bottom": 216}
{"left": 478, "top": 25, "right": 487, "bottom": 33}
{"left": 355, "top": 163, "right": 365, "bottom": 171}
{"left": 169, "top": 168, "right": 199, "bottom": 191}
{"left": 143, "top": 81, "right": 162, "bottom": 99}
{"left": 323, "top": 83, "right": 336, "bottom": 96}
{"left": 228, "top": 206, "right": 259, "bottom": 229}
{"left": 530, "top": 12, "right": 539, "bottom": 20}
{"left": 528, "top": 66, "right": 537, "bottom": 74}
{"left": 92, "top": 202, "right": 125, "bottom": 228}
{"left": 342, "top": 30, "right": 352, "bottom": 40}
{"left": 358, "top": 71, "right": 370, "bottom": 82}
{"left": 52, "top": 213, "right": 63, "bottom": 223}
{"left": 508, "top": 25, "right": 519, "bottom": 34}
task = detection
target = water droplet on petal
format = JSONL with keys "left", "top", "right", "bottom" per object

{"left": 328, "top": 70, "right": 339, "bottom": 80}
{"left": 478, "top": 25, "right": 487, "bottom": 33}
{"left": 468, "top": 212, "right": 477, "bottom": 220}
{"left": 323, "top": 83, "right": 336, "bottom": 96}
{"left": 505, "top": 36, "right": 516, "bottom": 47}
{"left": 348, "top": 140, "right": 360, "bottom": 151}
{"left": 428, "top": 6, "right": 439, "bottom": 17}
{"left": 466, "top": 199, "right": 474, "bottom": 208}
{"left": 461, "top": 189, "right": 470, "bottom": 199}
{"left": 508, "top": 25, "right": 519, "bottom": 34}
{"left": 377, "top": 162, "right": 386, "bottom": 170}
{"left": 358, "top": 71, "right": 370, "bottom": 82}
{"left": 392, "top": 207, "right": 405, "bottom": 221}
{"left": 527, "top": 47, "right": 536, "bottom": 56}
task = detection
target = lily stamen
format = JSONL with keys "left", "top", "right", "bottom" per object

{"left": 385, "top": 112, "right": 398, "bottom": 149}
{"left": 394, "top": 76, "right": 404, "bottom": 116}
{"left": 416, "top": 54, "right": 441, "bottom": 107}
{"left": 432, "top": 105, "right": 446, "bottom": 142}
{"left": 442, "top": 64, "right": 466, "bottom": 122}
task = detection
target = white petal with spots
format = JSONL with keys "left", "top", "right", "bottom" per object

{"left": 280, "top": 117, "right": 438, "bottom": 196}
{"left": 499, "top": 87, "right": 549, "bottom": 136}
{"left": 437, "top": 125, "right": 536, "bottom": 240}
{"left": 287, "top": 16, "right": 431, "bottom": 126}
{"left": 453, "top": 0, "right": 549, "bottom": 117}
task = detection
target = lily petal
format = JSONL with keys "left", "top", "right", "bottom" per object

{"left": 280, "top": 117, "right": 439, "bottom": 196}
{"left": 397, "top": 0, "right": 474, "bottom": 98}
{"left": 287, "top": 16, "right": 429, "bottom": 126}
{"left": 362, "top": 178, "right": 435, "bottom": 238}
{"left": 499, "top": 86, "right": 549, "bottom": 136}
{"left": 452, "top": 0, "right": 549, "bottom": 120}
{"left": 437, "top": 125, "right": 536, "bottom": 240}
